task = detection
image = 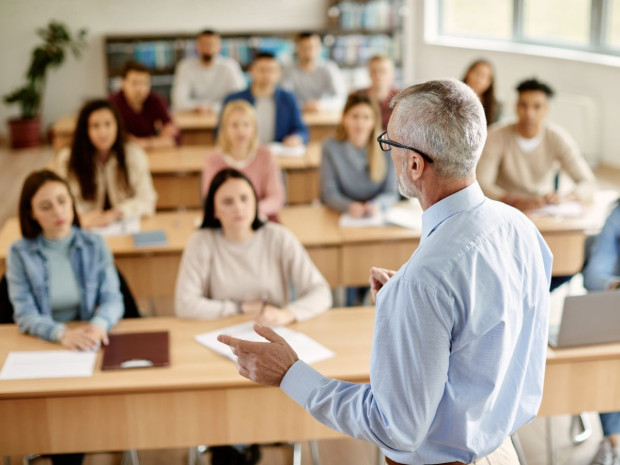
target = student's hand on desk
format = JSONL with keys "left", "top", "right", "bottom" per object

{"left": 303, "top": 100, "right": 320, "bottom": 112}
{"left": 84, "top": 325, "right": 109, "bottom": 346}
{"left": 255, "top": 306, "right": 295, "bottom": 326}
{"left": 369, "top": 267, "right": 396, "bottom": 304}
{"left": 218, "top": 324, "right": 299, "bottom": 386}
{"left": 503, "top": 194, "right": 545, "bottom": 212}
{"left": 348, "top": 202, "right": 367, "bottom": 218}
{"left": 81, "top": 210, "right": 122, "bottom": 228}
{"left": 60, "top": 326, "right": 103, "bottom": 351}
{"left": 282, "top": 134, "right": 304, "bottom": 147}
{"left": 194, "top": 104, "right": 213, "bottom": 114}
{"left": 364, "top": 202, "right": 380, "bottom": 217}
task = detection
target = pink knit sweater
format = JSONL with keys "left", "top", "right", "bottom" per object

{"left": 202, "top": 145, "right": 285, "bottom": 217}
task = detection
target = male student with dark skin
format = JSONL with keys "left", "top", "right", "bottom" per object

{"left": 477, "top": 78, "right": 596, "bottom": 211}
{"left": 109, "top": 61, "right": 179, "bottom": 149}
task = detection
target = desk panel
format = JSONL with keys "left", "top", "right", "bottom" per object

{"left": 2, "top": 311, "right": 620, "bottom": 455}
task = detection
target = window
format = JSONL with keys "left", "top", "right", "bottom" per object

{"left": 523, "top": 0, "right": 591, "bottom": 46}
{"left": 436, "top": 0, "right": 620, "bottom": 57}
{"left": 441, "top": 0, "right": 512, "bottom": 39}
{"left": 610, "top": 0, "right": 620, "bottom": 49}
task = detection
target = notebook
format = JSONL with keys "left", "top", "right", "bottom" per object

{"left": 102, "top": 331, "right": 170, "bottom": 370}
{"left": 548, "top": 290, "right": 620, "bottom": 348}
{"left": 133, "top": 230, "right": 167, "bottom": 248}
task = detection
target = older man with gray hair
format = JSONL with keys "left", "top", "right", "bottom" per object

{"left": 219, "top": 79, "right": 553, "bottom": 465}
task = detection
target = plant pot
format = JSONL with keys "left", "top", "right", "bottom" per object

{"left": 7, "top": 117, "right": 42, "bottom": 148}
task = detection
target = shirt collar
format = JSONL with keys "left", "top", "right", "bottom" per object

{"left": 27, "top": 226, "right": 83, "bottom": 253}
{"left": 420, "top": 182, "right": 485, "bottom": 241}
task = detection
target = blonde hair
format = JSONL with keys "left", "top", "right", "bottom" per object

{"left": 217, "top": 100, "right": 259, "bottom": 156}
{"left": 335, "top": 92, "right": 386, "bottom": 182}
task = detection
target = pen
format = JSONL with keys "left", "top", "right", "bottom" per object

{"left": 259, "top": 295, "right": 267, "bottom": 316}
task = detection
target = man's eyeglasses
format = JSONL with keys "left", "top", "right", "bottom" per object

{"left": 377, "top": 131, "right": 434, "bottom": 164}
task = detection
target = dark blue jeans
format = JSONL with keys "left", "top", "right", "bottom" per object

{"left": 600, "top": 412, "right": 620, "bottom": 436}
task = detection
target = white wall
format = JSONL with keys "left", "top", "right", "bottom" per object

{"left": 0, "top": 0, "right": 327, "bottom": 138}
{"left": 410, "top": 1, "right": 620, "bottom": 168}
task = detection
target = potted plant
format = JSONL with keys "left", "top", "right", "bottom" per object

{"left": 3, "top": 21, "right": 87, "bottom": 148}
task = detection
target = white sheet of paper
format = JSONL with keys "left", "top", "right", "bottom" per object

{"left": 384, "top": 206, "right": 423, "bottom": 230}
{"left": 195, "top": 321, "right": 334, "bottom": 365}
{"left": 339, "top": 212, "right": 385, "bottom": 228}
{"left": 90, "top": 218, "right": 141, "bottom": 237}
{"left": 269, "top": 143, "right": 306, "bottom": 157}
{"left": 0, "top": 350, "right": 97, "bottom": 380}
{"left": 527, "top": 201, "right": 584, "bottom": 218}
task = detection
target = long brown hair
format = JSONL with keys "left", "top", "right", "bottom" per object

{"left": 462, "top": 59, "right": 499, "bottom": 125}
{"left": 335, "top": 92, "right": 385, "bottom": 183}
{"left": 18, "top": 170, "right": 81, "bottom": 239}
{"left": 69, "top": 99, "right": 129, "bottom": 200}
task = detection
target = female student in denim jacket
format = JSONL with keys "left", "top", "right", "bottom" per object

{"left": 7, "top": 170, "right": 124, "bottom": 465}
{"left": 7, "top": 170, "right": 123, "bottom": 350}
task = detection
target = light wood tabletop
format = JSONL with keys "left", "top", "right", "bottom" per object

{"left": 51, "top": 111, "right": 340, "bottom": 150}
{"left": 0, "top": 196, "right": 615, "bottom": 300}
{"left": 1, "top": 306, "right": 620, "bottom": 455}
{"left": 0, "top": 308, "right": 374, "bottom": 455}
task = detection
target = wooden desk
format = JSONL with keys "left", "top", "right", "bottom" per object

{"left": 0, "top": 309, "right": 373, "bottom": 455}
{"left": 148, "top": 143, "right": 322, "bottom": 209}
{"left": 51, "top": 111, "right": 340, "bottom": 151}
{"left": 1, "top": 308, "right": 620, "bottom": 455}
{"left": 0, "top": 200, "right": 612, "bottom": 303}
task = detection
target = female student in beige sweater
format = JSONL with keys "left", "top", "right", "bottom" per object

{"left": 202, "top": 100, "right": 284, "bottom": 219}
{"left": 175, "top": 168, "right": 331, "bottom": 326}
{"left": 52, "top": 99, "right": 157, "bottom": 229}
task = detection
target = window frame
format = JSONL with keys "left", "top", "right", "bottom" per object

{"left": 434, "top": 0, "right": 620, "bottom": 59}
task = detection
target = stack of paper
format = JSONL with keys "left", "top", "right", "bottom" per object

{"left": 195, "top": 321, "right": 334, "bottom": 365}
{"left": 0, "top": 351, "right": 97, "bottom": 380}
{"left": 90, "top": 218, "right": 141, "bottom": 237}
{"left": 269, "top": 143, "right": 306, "bottom": 158}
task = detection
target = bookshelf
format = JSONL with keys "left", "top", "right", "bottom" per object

{"left": 103, "top": 0, "right": 406, "bottom": 101}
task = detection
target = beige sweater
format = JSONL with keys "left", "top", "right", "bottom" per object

{"left": 477, "top": 122, "right": 596, "bottom": 201}
{"left": 52, "top": 143, "right": 157, "bottom": 219}
{"left": 174, "top": 222, "right": 332, "bottom": 321}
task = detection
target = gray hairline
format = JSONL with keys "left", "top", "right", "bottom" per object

{"left": 389, "top": 80, "right": 487, "bottom": 179}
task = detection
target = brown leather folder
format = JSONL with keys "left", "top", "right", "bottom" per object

{"left": 102, "top": 331, "right": 169, "bottom": 370}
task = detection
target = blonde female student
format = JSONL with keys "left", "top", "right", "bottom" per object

{"left": 321, "top": 92, "right": 398, "bottom": 218}
{"left": 202, "top": 99, "right": 284, "bottom": 219}
{"left": 52, "top": 99, "right": 157, "bottom": 229}
{"left": 176, "top": 168, "right": 331, "bottom": 326}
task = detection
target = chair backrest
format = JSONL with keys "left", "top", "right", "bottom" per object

{"left": 0, "top": 274, "right": 15, "bottom": 324}
{"left": 0, "top": 269, "right": 140, "bottom": 325}
{"left": 116, "top": 268, "right": 141, "bottom": 319}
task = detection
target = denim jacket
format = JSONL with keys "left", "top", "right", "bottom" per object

{"left": 7, "top": 227, "right": 123, "bottom": 342}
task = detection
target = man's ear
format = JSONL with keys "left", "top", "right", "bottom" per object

{"left": 408, "top": 152, "right": 425, "bottom": 181}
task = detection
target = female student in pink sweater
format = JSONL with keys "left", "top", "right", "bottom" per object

{"left": 202, "top": 100, "right": 284, "bottom": 219}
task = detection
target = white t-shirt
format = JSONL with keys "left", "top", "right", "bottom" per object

{"left": 171, "top": 56, "right": 246, "bottom": 112}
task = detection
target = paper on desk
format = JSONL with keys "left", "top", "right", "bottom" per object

{"left": 195, "top": 321, "right": 334, "bottom": 365}
{"left": 339, "top": 203, "right": 423, "bottom": 230}
{"left": 384, "top": 206, "right": 422, "bottom": 230}
{"left": 90, "top": 218, "right": 141, "bottom": 236}
{"left": 269, "top": 143, "right": 306, "bottom": 157}
{"left": 339, "top": 212, "right": 385, "bottom": 228}
{"left": 527, "top": 201, "right": 584, "bottom": 218}
{"left": 0, "top": 351, "right": 97, "bottom": 380}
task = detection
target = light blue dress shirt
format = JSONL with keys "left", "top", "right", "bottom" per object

{"left": 583, "top": 203, "right": 620, "bottom": 291}
{"left": 281, "top": 182, "right": 553, "bottom": 464}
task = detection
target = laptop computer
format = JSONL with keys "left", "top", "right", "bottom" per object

{"left": 548, "top": 290, "right": 620, "bottom": 348}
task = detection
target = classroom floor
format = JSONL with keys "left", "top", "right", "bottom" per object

{"left": 2, "top": 145, "right": 619, "bottom": 465}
